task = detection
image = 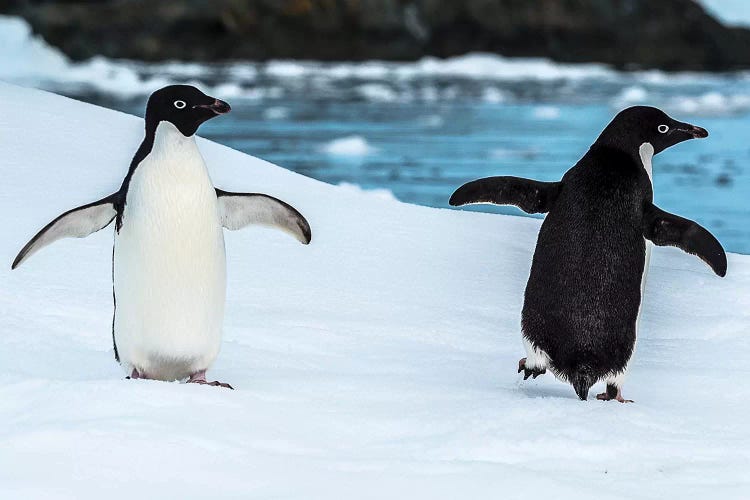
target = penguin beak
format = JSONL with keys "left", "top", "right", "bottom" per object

{"left": 687, "top": 125, "right": 708, "bottom": 139}
{"left": 194, "top": 99, "right": 231, "bottom": 115}
{"left": 676, "top": 123, "right": 708, "bottom": 139}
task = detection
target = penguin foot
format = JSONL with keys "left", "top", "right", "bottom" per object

{"left": 596, "top": 384, "right": 633, "bottom": 403}
{"left": 127, "top": 368, "right": 147, "bottom": 380}
{"left": 188, "top": 370, "right": 234, "bottom": 390}
{"left": 189, "top": 379, "right": 234, "bottom": 390}
{"left": 518, "top": 357, "right": 546, "bottom": 380}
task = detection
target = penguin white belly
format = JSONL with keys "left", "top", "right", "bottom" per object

{"left": 113, "top": 122, "right": 226, "bottom": 381}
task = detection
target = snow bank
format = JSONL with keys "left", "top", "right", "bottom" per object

{"left": 265, "top": 53, "right": 616, "bottom": 82}
{"left": 9, "top": 14, "right": 750, "bottom": 109}
{"left": 0, "top": 83, "right": 749, "bottom": 499}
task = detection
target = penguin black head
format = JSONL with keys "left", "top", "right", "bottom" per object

{"left": 145, "top": 85, "right": 231, "bottom": 137}
{"left": 595, "top": 106, "right": 707, "bottom": 155}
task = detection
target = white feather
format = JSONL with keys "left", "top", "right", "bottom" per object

{"left": 113, "top": 121, "right": 226, "bottom": 381}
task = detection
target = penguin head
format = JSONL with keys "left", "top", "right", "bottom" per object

{"left": 595, "top": 106, "right": 707, "bottom": 155}
{"left": 145, "top": 85, "right": 231, "bottom": 137}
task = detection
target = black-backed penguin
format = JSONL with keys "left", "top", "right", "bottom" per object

{"left": 450, "top": 106, "right": 726, "bottom": 402}
{"left": 13, "top": 85, "right": 312, "bottom": 388}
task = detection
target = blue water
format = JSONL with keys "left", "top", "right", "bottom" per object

{"left": 64, "top": 74, "right": 749, "bottom": 254}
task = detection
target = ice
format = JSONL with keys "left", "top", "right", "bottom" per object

{"left": 612, "top": 86, "right": 650, "bottom": 107}
{"left": 0, "top": 69, "right": 749, "bottom": 500}
{"left": 355, "top": 83, "right": 399, "bottom": 102}
{"left": 319, "top": 135, "right": 378, "bottom": 156}
{"left": 532, "top": 106, "right": 561, "bottom": 120}
{"left": 263, "top": 106, "right": 290, "bottom": 120}
{"left": 667, "top": 91, "right": 750, "bottom": 116}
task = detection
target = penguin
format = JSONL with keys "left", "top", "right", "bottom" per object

{"left": 12, "top": 85, "right": 312, "bottom": 389}
{"left": 449, "top": 106, "right": 727, "bottom": 402}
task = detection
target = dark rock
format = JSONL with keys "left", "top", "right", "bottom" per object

{"left": 2, "top": 0, "right": 750, "bottom": 70}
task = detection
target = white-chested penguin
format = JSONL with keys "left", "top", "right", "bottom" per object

{"left": 12, "top": 85, "right": 312, "bottom": 388}
{"left": 450, "top": 106, "right": 727, "bottom": 402}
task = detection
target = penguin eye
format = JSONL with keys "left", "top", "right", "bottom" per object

{"left": 657, "top": 124, "right": 669, "bottom": 133}
{"left": 174, "top": 100, "right": 187, "bottom": 110}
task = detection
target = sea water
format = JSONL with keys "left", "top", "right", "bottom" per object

{"left": 1, "top": 16, "right": 748, "bottom": 253}
{"left": 93, "top": 81, "right": 750, "bottom": 254}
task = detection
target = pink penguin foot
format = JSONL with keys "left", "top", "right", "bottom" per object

{"left": 126, "top": 368, "right": 147, "bottom": 380}
{"left": 596, "top": 383, "right": 634, "bottom": 403}
{"left": 518, "top": 357, "right": 546, "bottom": 380}
{"left": 187, "top": 370, "right": 234, "bottom": 390}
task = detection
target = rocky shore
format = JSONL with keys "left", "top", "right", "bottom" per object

{"left": 3, "top": 0, "right": 750, "bottom": 71}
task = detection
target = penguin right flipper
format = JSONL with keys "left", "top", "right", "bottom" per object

{"left": 449, "top": 177, "right": 562, "bottom": 214}
{"left": 642, "top": 202, "right": 727, "bottom": 277}
{"left": 12, "top": 194, "right": 118, "bottom": 269}
{"left": 216, "top": 189, "right": 312, "bottom": 244}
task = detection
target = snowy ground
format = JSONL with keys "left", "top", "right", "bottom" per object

{"left": 0, "top": 83, "right": 748, "bottom": 499}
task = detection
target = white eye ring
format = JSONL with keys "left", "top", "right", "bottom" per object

{"left": 658, "top": 124, "right": 669, "bottom": 133}
{"left": 174, "top": 100, "right": 186, "bottom": 109}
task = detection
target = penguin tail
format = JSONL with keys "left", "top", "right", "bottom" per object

{"left": 570, "top": 367, "right": 596, "bottom": 401}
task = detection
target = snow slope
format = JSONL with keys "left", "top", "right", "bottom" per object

{"left": 0, "top": 83, "right": 748, "bottom": 499}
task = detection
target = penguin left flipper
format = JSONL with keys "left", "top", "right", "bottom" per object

{"left": 642, "top": 202, "right": 727, "bottom": 277}
{"left": 216, "top": 189, "right": 312, "bottom": 244}
{"left": 449, "top": 176, "right": 562, "bottom": 214}
{"left": 12, "top": 194, "right": 118, "bottom": 269}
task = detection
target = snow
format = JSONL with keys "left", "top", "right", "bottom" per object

{"left": 319, "top": 135, "right": 378, "bottom": 156}
{"left": 0, "top": 82, "right": 749, "bottom": 499}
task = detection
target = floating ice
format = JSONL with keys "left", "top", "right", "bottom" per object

{"left": 532, "top": 106, "right": 561, "bottom": 120}
{"left": 320, "top": 136, "right": 378, "bottom": 156}
{"left": 667, "top": 91, "right": 750, "bottom": 116}
{"left": 355, "top": 83, "right": 399, "bottom": 102}
{"left": 613, "top": 86, "right": 650, "bottom": 107}
{"left": 263, "top": 106, "right": 290, "bottom": 120}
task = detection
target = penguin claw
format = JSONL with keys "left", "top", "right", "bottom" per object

{"left": 518, "top": 357, "right": 546, "bottom": 380}
{"left": 596, "top": 390, "right": 633, "bottom": 403}
{"left": 187, "top": 370, "right": 233, "bottom": 389}
{"left": 189, "top": 379, "right": 234, "bottom": 390}
{"left": 518, "top": 358, "right": 526, "bottom": 374}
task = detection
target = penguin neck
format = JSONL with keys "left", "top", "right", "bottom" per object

{"left": 151, "top": 121, "right": 198, "bottom": 156}
{"left": 131, "top": 120, "right": 196, "bottom": 169}
{"left": 141, "top": 122, "right": 208, "bottom": 184}
{"left": 116, "top": 121, "right": 201, "bottom": 231}
{"left": 589, "top": 141, "right": 654, "bottom": 184}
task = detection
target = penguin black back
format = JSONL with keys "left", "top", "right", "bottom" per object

{"left": 450, "top": 106, "right": 725, "bottom": 402}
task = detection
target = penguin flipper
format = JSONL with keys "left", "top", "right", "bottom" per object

{"left": 642, "top": 202, "right": 727, "bottom": 277}
{"left": 216, "top": 189, "right": 311, "bottom": 244}
{"left": 449, "top": 177, "right": 562, "bottom": 214}
{"left": 12, "top": 194, "right": 118, "bottom": 269}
